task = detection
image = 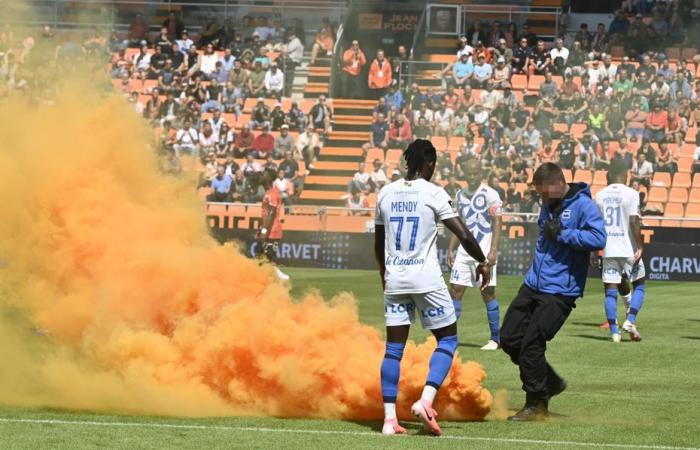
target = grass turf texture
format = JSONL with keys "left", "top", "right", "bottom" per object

{"left": 1, "top": 269, "right": 699, "bottom": 450}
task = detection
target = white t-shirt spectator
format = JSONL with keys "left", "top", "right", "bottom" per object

{"left": 287, "top": 37, "right": 304, "bottom": 63}
{"left": 200, "top": 53, "right": 219, "bottom": 75}
{"left": 264, "top": 69, "right": 285, "bottom": 91}
{"left": 371, "top": 168, "right": 388, "bottom": 185}
{"left": 472, "top": 109, "right": 489, "bottom": 126}
{"left": 434, "top": 108, "right": 454, "bottom": 127}
{"left": 457, "top": 45, "right": 474, "bottom": 61}
{"left": 693, "top": 145, "right": 700, "bottom": 161}
{"left": 414, "top": 108, "right": 434, "bottom": 122}
{"left": 274, "top": 177, "right": 290, "bottom": 194}
{"left": 199, "top": 131, "right": 217, "bottom": 148}
{"left": 549, "top": 47, "right": 569, "bottom": 64}
{"left": 632, "top": 160, "right": 654, "bottom": 178}
{"left": 176, "top": 127, "right": 198, "bottom": 144}
{"left": 480, "top": 89, "right": 503, "bottom": 111}
{"left": 587, "top": 66, "right": 603, "bottom": 87}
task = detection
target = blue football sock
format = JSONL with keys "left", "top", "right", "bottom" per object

{"left": 485, "top": 299, "right": 500, "bottom": 342}
{"left": 627, "top": 284, "right": 646, "bottom": 323}
{"left": 605, "top": 288, "right": 619, "bottom": 334}
{"left": 426, "top": 335, "right": 458, "bottom": 390}
{"left": 380, "top": 342, "right": 405, "bottom": 403}
{"left": 453, "top": 299, "right": 462, "bottom": 320}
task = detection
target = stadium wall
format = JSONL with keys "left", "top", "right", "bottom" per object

{"left": 211, "top": 224, "right": 700, "bottom": 282}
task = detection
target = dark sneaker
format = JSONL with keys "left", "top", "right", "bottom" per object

{"left": 507, "top": 403, "right": 548, "bottom": 422}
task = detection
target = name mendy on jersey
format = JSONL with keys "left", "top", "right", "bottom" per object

{"left": 390, "top": 201, "right": 418, "bottom": 213}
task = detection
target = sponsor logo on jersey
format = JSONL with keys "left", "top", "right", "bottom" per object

{"left": 385, "top": 256, "right": 426, "bottom": 266}
{"left": 562, "top": 209, "right": 571, "bottom": 219}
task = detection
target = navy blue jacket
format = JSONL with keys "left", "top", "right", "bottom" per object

{"left": 524, "top": 183, "right": 607, "bottom": 298}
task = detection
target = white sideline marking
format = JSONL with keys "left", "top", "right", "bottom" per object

{"left": 0, "top": 417, "right": 698, "bottom": 450}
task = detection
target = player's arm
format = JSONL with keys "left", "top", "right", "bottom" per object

{"left": 630, "top": 214, "right": 643, "bottom": 265}
{"left": 257, "top": 201, "right": 276, "bottom": 240}
{"left": 374, "top": 224, "right": 386, "bottom": 290}
{"left": 442, "top": 217, "right": 490, "bottom": 290}
{"left": 447, "top": 233, "right": 459, "bottom": 268}
{"left": 488, "top": 210, "right": 502, "bottom": 266}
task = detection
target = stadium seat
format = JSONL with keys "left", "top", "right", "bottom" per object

{"left": 610, "top": 45, "right": 625, "bottom": 58}
{"left": 678, "top": 157, "right": 693, "bottom": 173}
{"left": 665, "top": 47, "right": 681, "bottom": 61}
{"left": 664, "top": 202, "right": 685, "bottom": 217}
{"left": 590, "top": 184, "right": 603, "bottom": 198}
{"left": 679, "top": 143, "right": 696, "bottom": 157}
{"left": 386, "top": 149, "right": 403, "bottom": 165}
{"left": 681, "top": 47, "right": 698, "bottom": 61}
{"left": 673, "top": 172, "right": 692, "bottom": 189}
{"left": 648, "top": 186, "right": 669, "bottom": 203}
{"left": 694, "top": 173, "right": 700, "bottom": 187}
{"left": 686, "top": 127, "right": 697, "bottom": 143}
{"left": 573, "top": 170, "right": 592, "bottom": 184}
{"left": 652, "top": 172, "right": 672, "bottom": 187}
{"left": 592, "top": 170, "right": 607, "bottom": 186}
{"left": 515, "top": 183, "right": 527, "bottom": 195}
{"left": 685, "top": 203, "right": 700, "bottom": 217}
{"left": 283, "top": 215, "right": 320, "bottom": 231}
{"left": 669, "top": 187, "right": 689, "bottom": 203}
{"left": 553, "top": 123, "right": 568, "bottom": 134}
{"left": 511, "top": 74, "right": 528, "bottom": 90}
{"left": 689, "top": 188, "right": 700, "bottom": 203}
{"left": 527, "top": 75, "right": 545, "bottom": 91}
{"left": 570, "top": 123, "right": 587, "bottom": 138}
{"left": 562, "top": 169, "right": 573, "bottom": 182}
{"left": 646, "top": 202, "right": 665, "bottom": 213}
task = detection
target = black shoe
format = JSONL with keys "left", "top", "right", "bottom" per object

{"left": 548, "top": 378, "right": 567, "bottom": 398}
{"left": 507, "top": 403, "right": 548, "bottom": 422}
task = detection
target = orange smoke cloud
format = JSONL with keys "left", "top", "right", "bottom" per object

{"left": 0, "top": 83, "right": 491, "bottom": 420}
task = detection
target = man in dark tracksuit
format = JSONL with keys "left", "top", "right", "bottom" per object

{"left": 501, "top": 162, "right": 607, "bottom": 421}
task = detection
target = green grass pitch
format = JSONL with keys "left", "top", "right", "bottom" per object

{"left": 1, "top": 269, "right": 699, "bottom": 449}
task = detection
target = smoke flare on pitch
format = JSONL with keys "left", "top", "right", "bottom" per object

{"left": 0, "top": 80, "right": 491, "bottom": 420}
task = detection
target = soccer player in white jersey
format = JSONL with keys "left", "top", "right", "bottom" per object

{"left": 374, "top": 140, "right": 490, "bottom": 436}
{"left": 448, "top": 159, "right": 503, "bottom": 350}
{"left": 595, "top": 159, "right": 645, "bottom": 342}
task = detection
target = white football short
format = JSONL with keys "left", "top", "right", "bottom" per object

{"left": 602, "top": 257, "right": 646, "bottom": 284}
{"left": 449, "top": 253, "right": 497, "bottom": 287}
{"left": 384, "top": 288, "right": 456, "bottom": 330}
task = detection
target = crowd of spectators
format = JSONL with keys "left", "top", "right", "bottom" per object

{"left": 346, "top": 6, "right": 700, "bottom": 216}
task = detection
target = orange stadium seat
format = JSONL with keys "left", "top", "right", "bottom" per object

{"left": 681, "top": 47, "right": 698, "bottom": 61}
{"left": 665, "top": 47, "right": 681, "bottom": 61}
{"left": 592, "top": 170, "right": 607, "bottom": 186}
{"left": 679, "top": 143, "right": 696, "bottom": 158}
{"left": 652, "top": 172, "right": 672, "bottom": 187}
{"left": 694, "top": 173, "right": 700, "bottom": 187}
{"left": 673, "top": 172, "right": 692, "bottom": 189}
{"left": 686, "top": 127, "right": 697, "bottom": 143}
{"left": 678, "top": 158, "right": 693, "bottom": 173}
{"left": 664, "top": 202, "right": 685, "bottom": 217}
{"left": 686, "top": 203, "right": 700, "bottom": 217}
{"left": 562, "top": 169, "right": 573, "bottom": 183}
{"left": 511, "top": 74, "right": 528, "bottom": 90}
{"left": 689, "top": 188, "right": 700, "bottom": 203}
{"left": 590, "top": 184, "right": 603, "bottom": 198}
{"left": 283, "top": 215, "right": 320, "bottom": 232}
{"left": 527, "top": 75, "right": 545, "bottom": 91}
{"left": 573, "top": 170, "right": 592, "bottom": 184}
{"left": 669, "top": 187, "right": 689, "bottom": 203}
{"left": 648, "top": 186, "right": 669, "bottom": 203}
{"left": 646, "top": 202, "right": 665, "bottom": 213}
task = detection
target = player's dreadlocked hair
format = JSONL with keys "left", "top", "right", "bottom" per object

{"left": 403, "top": 139, "right": 436, "bottom": 178}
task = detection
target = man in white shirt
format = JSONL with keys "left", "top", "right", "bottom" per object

{"left": 479, "top": 80, "right": 503, "bottom": 111}
{"left": 600, "top": 53, "right": 617, "bottom": 83}
{"left": 264, "top": 63, "right": 285, "bottom": 99}
{"left": 370, "top": 158, "right": 388, "bottom": 192}
{"left": 174, "top": 118, "right": 199, "bottom": 157}
{"left": 549, "top": 38, "right": 569, "bottom": 68}
{"left": 433, "top": 101, "right": 454, "bottom": 145}
{"left": 631, "top": 152, "right": 654, "bottom": 187}
{"left": 199, "top": 44, "right": 219, "bottom": 77}
{"left": 693, "top": 145, "right": 700, "bottom": 174}
{"left": 595, "top": 159, "right": 646, "bottom": 342}
{"left": 286, "top": 32, "right": 304, "bottom": 64}
{"left": 176, "top": 30, "right": 194, "bottom": 52}
{"left": 375, "top": 139, "right": 489, "bottom": 436}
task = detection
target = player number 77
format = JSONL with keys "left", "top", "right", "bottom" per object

{"left": 389, "top": 216, "right": 420, "bottom": 251}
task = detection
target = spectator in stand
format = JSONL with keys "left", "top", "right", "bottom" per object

{"left": 624, "top": 102, "right": 647, "bottom": 142}
{"left": 631, "top": 152, "right": 654, "bottom": 188}
{"left": 488, "top": 175, "right": 506, "bottom": 201}
{"left": 198, "top": 43, "right": 219, "bottom": 78}
{"left": 241, "top": 153, "right": 262, "bottom": 179}
{"left": 340, "top": 40, "right": 367, "bottom": 99}
{"left": 127, "top": 13, "right": 149, "bottom": 48}
{"left": 575, "top": 134, "right": 595, "bottom": 170}
{"left": 267, "top": 102, "right": 285, "bottom": 131}
{"left": 310, "top": 26, "right": 333, "bottom": 66}
{"left": 142, "top": 88, "right": 163, "bottom": 122}
{"left": 176, "top": 30, "right": 194, "bottom": 52}
{"left": 174, "top": 118, "right": 199, "bottom": 157}
{"left": 297, "top": 125, "right": 322, "bottom": 170}
{"left": 527, "top": 39, "right": 551, "bottom": 77}
{"left": 362, "top": 112, "right": 389, "bottom": 160}
{"left": 368, "top": 49, "right": 392, "bottom": 100}
{"left": 369, "top": 158, "right": 388, "bottom": 192}
{"left": 251, "top": 98, "right": 271, "bottom": 130}
{"left": 539, "top": 71, "right": 558, "bottom": 102}
{"left": 555, "top": 132, "right": 575, "bottom": 170}
{"left": 665, "top": 106, "right": 686, "bottom": 144}
{"left": 645, "top": 103, "right": 668, "bottom": 142}
{"left": 466, "top": 21, "right": 487, "bottom": 47}
{"left": 279, "top": 150, "right": 302, "bottom": 195}
{"left": 433, "top": 100, "right": 454, "bottom": 147}
{"left": 252, "top": 125, "right": 276, "bottom": 159}
{"left": 199, "top": 17, "right": 222, "bottom": 49}
{"left": 384, "top": 84, "right": 403, "bottom": 110}
{"left": 590, "top": 23, "right": 609, "bottom": 59}
{"left": 388, "top": 114, "right": 412, "bottom": 150}
{"left": 693, "top": 140, "right": 700, "bottom": 175}
{"left": 615, "top": 136, "right": 635, "bottom": 169}
{"left": 549, "top": 38, "right": 569, "bottom": 75}
{"left": 215, "top": 122, "right": 234, "bottom": 157}
{"left": 512, "top": 37, "right": 531, "bottom": 74}
{"left": 309, "top": 95, "right": 333, "bottom": 135}
{"left": 201, "top": 78, "right": 223, "bottom": 113}
{"left": 229, "top": 169, "right": 249, "bottom": 202}
{"left": 287, "top": 101, "right": 308, "bottom": 131}
{"left": 453, "top": 108, "right": 470, "bottom": 137}
{"left": 247, "top": 61, "right": 266, "bottom": 98}
{"left": 452, "top": 52, "right": 474, "bottom": 87}
{"left": 472, "top": 54, "right": 493, "bottom": 88}
{"left": 520, "top": 23, "right": 538, "bottom": 47}
{"left": 275, "top": 124, "right": 295, "bottom": 156}
{"left": 413, "top": 116, "right": 432, "bottom": 140}
{"left": 492, "top": 38, "right": 512, "bottom": 64}
{"left": 346, "top": 188, "right": 370, "bottom": 215}
{"left": 228, "top": 58, "right": 249, "bottom": 93}
{"left": 264, "top": 62, "right": 284, "bottom": 100}
{"left": 492, "top": 57, "right": 511, "bottom": 88}
{"left": 273, "top": 169, "right": 292, "bottom": 207}
{"left": 391, "top": 45, "right": 409, "bottom": 87}
{"left": 486, "top": 21, "right": 506, "bottom": 48}
{"left": 219, "top": 47, "right": 235, "bottom": 76}
{"left": 286, "top": 30, "right": 304, "bottom": 68}
{"left": 162, "top": 11, "right": 185, "bottom": 42}
{"left": 655, "top": 142, "right": 677, "bottom": 175}
{"left": 199, "top": 121, "right": 218, "bottom": 155}
{"left": 537, "top": 142, "right": 556, "bottom": 165}
{"left": 347, "top": 161, "right": 370, "bottom": 193}
{"left": 234, "top": 123, "right": 254, "bottom": 157}
{"left": 651, "top": 73, "right": 671, "bottom": 107}
{"left": 207, "top": 165, "right": 233, "bottom": 202}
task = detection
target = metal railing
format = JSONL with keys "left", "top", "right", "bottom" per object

{"left": 14, "top": 0, "right": 348, "bottom": 32}
{"left": 328, "top": 22, "right": 345, "bottom": 100}
{"left": 459, "top": 5, "right": 563, "bottom": 40}
{"left": 397, "top": 59, "right": 450, "bottom": 90}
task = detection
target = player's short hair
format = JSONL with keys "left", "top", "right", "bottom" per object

{"left": 608, "top": 159, "right": 628, "bottom": 180}
{"left": 533, "top": 162, "right": 565, "bottom": 185}
{"left": 404, "top": 139, "right": 436, "bottom": 175}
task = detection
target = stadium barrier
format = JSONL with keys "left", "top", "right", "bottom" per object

{"left": 209, "top": 207, "right": 700, "bottom": 281}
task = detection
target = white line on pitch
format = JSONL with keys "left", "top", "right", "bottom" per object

{"left": 0, "top": 417, "right": 698, "bottom": 450}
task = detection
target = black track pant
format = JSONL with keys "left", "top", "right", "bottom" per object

{"left": 500, "top": 284, "right": 576, "bottom": 405}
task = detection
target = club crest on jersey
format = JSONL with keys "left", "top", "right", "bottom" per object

{"left": 562, "top": 210, "right": 571, "bottom": 219}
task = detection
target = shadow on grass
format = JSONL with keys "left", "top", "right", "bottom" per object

{"left": 458, "top": 343, "right": 482, "bottom": 349}
{"left": 681, "top": 336, "right": 700, "bottom": 340}
{"left": 572, "top": 334, "right": 611, "bottom": 342}
{"left": 686, "top": 319, "right": 700, "bottom": 322}
{"left": 570, "top": 321, "right": 606, "bottom": 327}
